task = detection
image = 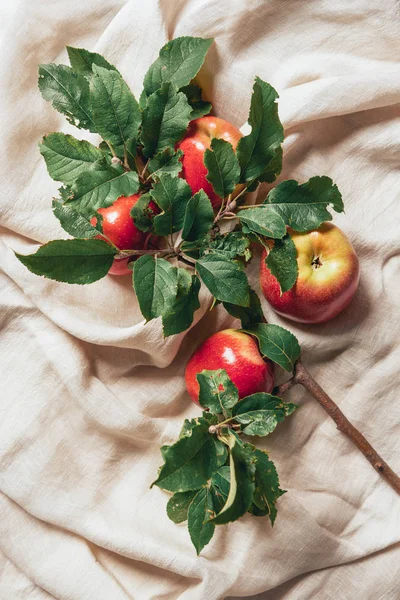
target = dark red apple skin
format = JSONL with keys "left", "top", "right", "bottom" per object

{"left": 260, "top": 223, "right": 360, "bottom": 324}
{"left": 177, "top": 116, "right": 243, "bottom": 209}
{"left": 90, "top": 194, "right": 152, "bottom": 276}
{"left": 185, "top": 329, "right": 274, "bottom": 405}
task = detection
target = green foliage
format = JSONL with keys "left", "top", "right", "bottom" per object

{"left": 15, "top": 239, "right": 116, "bottom": 284}
{"left": 231, "top": 393, "right": 297, "bottom": 437}
{"left": 244, "top": 323, "right": 301, "bottom": 372}
{"left": 180, "top": 84, "right": 212, "bottom": 119}
{"left": 166, "top": 490, "right": 198, "bottom": 524}
{"left": 266, "top": 233, "right": 298, "bottom": 293}
{"left": 236, "top": 206, "right": 286, "bottom": 239}
{"left": 52, "top": 199, "right": 102, "bottom": 238}
{"left": 223, "top": 288, "right": 263, "bottom": 328}
{"left": 188, "top": 488, "right": 216, "bottom": 554}
{"left": 141, "top": 37, "right": 213, "bottom": 101}
{"left": 265, "top": 176, "right": 344, "bottom": 231}
{"left": 248, "top": 447, "right": 286, "bottom": 525}
{"left": 197, "top": 369, "right": 239, "bottom": 416}
{"left": 162, "top": 271, "right": 201, "bottom": 337}
{"left": 196, "top": 254, "right": 251, "bottom": 307}
{"left": 182, "top": 190, "right": 214, "bottom": 242}
{"left": 67, "top": 46, "right": 118, "bottom": 76}
{"left": 150, "top": 175, "right": 192, "bottom": 236}
{"left": 148, "top": 148, "right": 183, "bottom": 179}
{"left": 237, "top": 78, "right": 284, "bottom": 185}
{"left": 204, "top": 138, "right": 240, "bottom": 199}
{"left": 39, "top": 133, "right": 104, "bottom": 184}
{"left": 90, "top": 65, "right": 141, "bottom": 148}
{"left": 38, "top": 64, "right": 95, "bottom": 131}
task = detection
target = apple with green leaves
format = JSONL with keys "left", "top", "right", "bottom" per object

{"left": 185, "top": 328, "right": 274, "bottom": 404}
{"left": 177, "top": 116, "right": 243, "bottom": 209}
{"left": 90, "top": 194, "right": 155, "bottom": 276}
{"left": 260, "top": 223, "right": 360, "bottom": 323}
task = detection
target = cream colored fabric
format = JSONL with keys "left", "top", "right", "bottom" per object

{"left": 1, "top": 1, "right": 400, "bottom": 598}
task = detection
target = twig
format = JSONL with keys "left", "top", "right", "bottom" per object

{"left": 279, "top": 360, "right": 400, "bottom": 494}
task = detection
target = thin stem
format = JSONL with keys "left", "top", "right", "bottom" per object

{"left": 141, "top": 159, "right": 150, "bottom": 179}
{"left": 284, "top": 360, "right": 400, "bottom": 495}
{"left": 105, "top": 141, "right": 116, "bottom": 158}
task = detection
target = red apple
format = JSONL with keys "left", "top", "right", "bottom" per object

{"left": 185, "top": 329, "right": 274, "bottom": 405}
{"left": 177, "top": 116, "right": 243, "bottom": 209}
{"left": 90, "top": 194, "right": 153, "bottom": 276}
{"left": 260, "top": 223, "right": 360, "bottom": 323}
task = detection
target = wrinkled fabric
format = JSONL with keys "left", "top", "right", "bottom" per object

{"left": 0, "top": 1, "right": 399, "bottom": 599}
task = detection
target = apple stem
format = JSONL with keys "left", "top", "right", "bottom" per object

{"left": 282, "top": 360, "right": 400, "bottom": 495}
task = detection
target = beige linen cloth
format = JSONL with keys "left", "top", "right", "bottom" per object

{"left": 1, "top": 1, "right": 400, "bottom": 598}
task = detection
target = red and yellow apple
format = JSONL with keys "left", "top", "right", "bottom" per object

{"left": 185, "top": 329, "right": 274, "bottom": 405}
{"left": 260, "top": 223, "right": 360, "bottom": 323}
{"left": 91, "top": 194, "right": 155, "bottom": 276}
{"left": 177, "top": 116, "right": 243, "bottom": 209}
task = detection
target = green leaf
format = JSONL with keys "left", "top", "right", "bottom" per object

{"left": 38, "top": 64, "right": 95, "bottom": 131}
{"left": 152, "top": 417, "right": 227, "bottom": 493}
{"left": 141, "top": 82, "right": 192, "bottom": 159}
{"left": 197, "top": 369, "right": 239, "bottom": 416}
{"left": 67, "top": 46, "right": 118, "bottom": 76}
{"left": 237, "top": 77, "right": 284, "bottom": 184}
{"left": 148, "top": 148, "right": 183, "bottom": 179}
{"left": 196, "top": 254, "right": 250, "bottom": 307}
{"left": 142, "top": 37, "right": 213, "bottom": 100}
{"left": 151, "top": 175, "right": 192, "bottom": 236}
{"left": 39, "top": 133, "right": 104, "bottom": 184}
{"left": 232, "top": 393, "right": 295, "bottom": 437}
{"left": 182, "top": 190, "right": 214, "bottom": 242}
{"left": 212, "top": 433, "right": 255, "bottom": 524}
{"left": 133, "top": 255, "right": 178, "bottom": 321}
{"left": 130, "top": 193, "right": 155, "bottom": 232}
{"left": 244, "top": 323, "right": 301, "bottom": 372}
{"left": 90, "top": 65, "right": 141, "bottom": 148}
{"left": 237, "top": 207, "right": 286, "bottom": 239}
{"left": 179, "top": 413, "right": 217, "bottom": 439}
{"left": 162, "top": 271, "right": 201, "bottom": 337}
{"left": 180, "top": 84, "right": 212, "bottom": 119}
{"left": 223, "top": 288, "right": 264, "bottom": 328}
{"left": 207, "top": 231, "right": 251, "bottom": 261}
{"left": 70, "top": 159, "right": 140, "bottom": 216}
{"left": 266, "top": 234, "right": 298, "bottom": 293}
{"left": 247, "top": 447, "right": 285, "bottom": 525}
{"left": 188, "top": 487, "right": 215, "bottom": 555}
{"left": 258, "top": 146, "right": 283, "bottom": 184}
{"left": 265, "top": 176, "right": 344, "bottom": 232}
{"left": 52, "top": 199, "right": 102, "bottom": 238}
{"left": 166, "top": 490, "right": 198, "bottom": 524}
{"left": 204, "top": 138, "right": 240, "bottom": 200}
{"left": 15, "top": 239, "right": 116, "bottom": 284}
{"left": 210, "top": 466, "right": 230, "bottom": 513}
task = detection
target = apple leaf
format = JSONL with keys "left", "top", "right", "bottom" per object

{"left": 232, "top": 393, "right": 297, "bottom": 437}
{"left": 244, "top": 324, "right": 301, "bottom": 372}
{"left": 130, "top": 193, "right": 155, "bottom": 232}
{"left": 38, "top": 64, "right": 95, "bottom": 131}
{"left": 237, "top": 77, "right": 283, "bottom": 184}
{"left": 210, "top": 466, "right": 230, "bottom": 513}
{"left": 257, "top": 146, "right": 283, "bottom": 185}
{"left": 52, "top": 199, "right": 102, "bottom": 238}
{"left": 180, "top": 84, "right": 212, "bottom": 119}
{"left": 266, "top": 233, "right": 298, "bottom": 294}
{"left": 141, "top": 82, "right": 192, "bottom": 158}
{"left": 162, "top": 271, "right": 201, "bottom": 337}
{"left": 223, "top": 288, "right": 264, "bottom": 328}
{"left": 150, "top": 174, "right": 192, "bottom": 236}
{"left": 67, "top": 46, "right": 118, "bottom": 76}
{"left": 264, "top": 176, "right": 344, "bottom": 232}
{"left": 148, "top": 148, "right": 184, "bottom": 179}
{"left": 179, "top": 413, "right": 216, "bottom": 439}
{"left": 188, "top": 487, "right": 216, "bottom": 555}
{"left": 247, "top": 447, "right": 285, "bottom": 525}
{"left": 69, "top": 159, "right": 140, "bottom": 216}
{"left": 208, "top": 231, "right": 251, "bottom": 261}
{"left": 211, "top": 432, "right": 255, "bottom": 525}
{"left": 90, "top": 65, "right": 141, "bottom": 148}
{"left": 204, "top": 138, "right": 240, "bottom": 200}
{"left": 15, "top": 239, "right": 116, "bottom": 284}
{"left": 141, "top": 37, "right": 213, "bottom": 101}
{"left": 133, "top": 255, "right": 178, "bottom": 321}
{"left": 39, "top": 133, "right": 104, "bottom": 184}
{"left": 151, "top": 417, "right": 227, "bottom": 493}
{"left": 196, "top": 254, "right": 251, "bottom": 307}
{"left": 166, "top": 490, "right": 198, "bottom": 524}
{"left": 182, "top": 190, "right": 214, "bottom": 242}
{"left": 197, "top": 369, "right": 239, "bottom": 417}
{"left": 237, "top": 206, "right": 286, "bottom": 239}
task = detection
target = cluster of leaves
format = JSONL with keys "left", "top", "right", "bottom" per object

{"left": 153, "top": 323, "right": 300, "bottom": 554}
{"left": 15, "top": 37, "right": 344, "bottom": 337}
